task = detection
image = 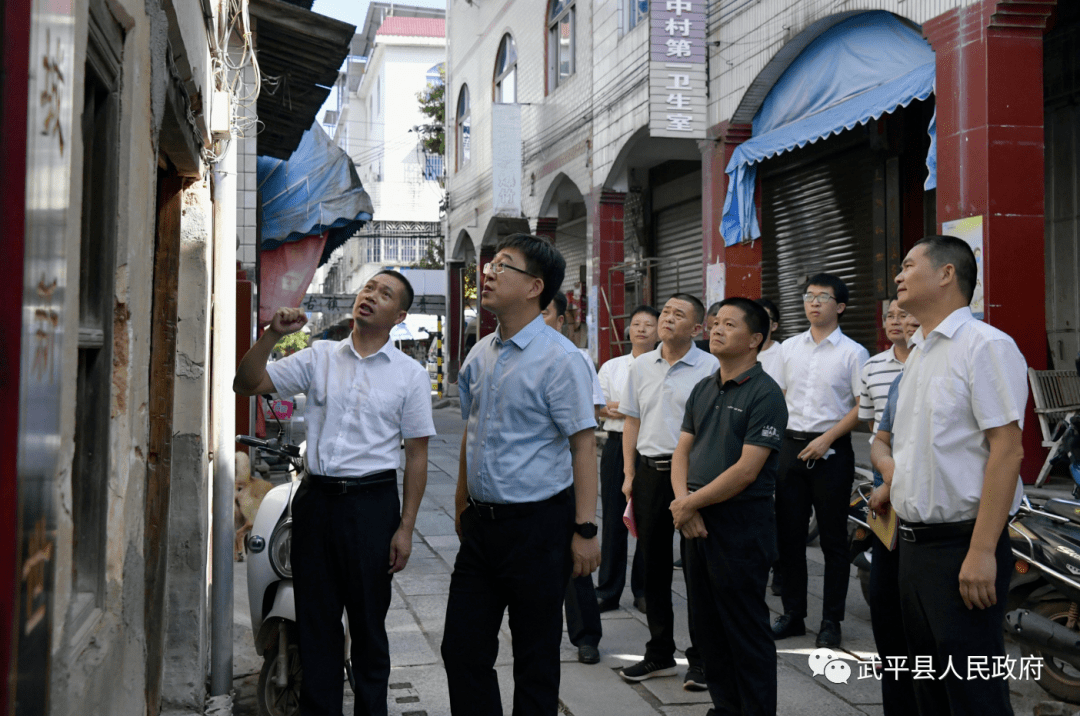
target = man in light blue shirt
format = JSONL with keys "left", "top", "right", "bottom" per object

{"left": 442, "top": 233, "right": 600, "bottom": 716}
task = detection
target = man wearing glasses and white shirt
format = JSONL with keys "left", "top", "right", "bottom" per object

{"left": 772, "top": 274, "right": 868, "bottom": 648}
{"left": 890, "top": 235, "right": 1026, "bottom": 715}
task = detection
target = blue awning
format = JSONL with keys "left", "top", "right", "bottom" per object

{"left": 258, "top": 121, "right": 374, "bottom": 267}
{"left": 721, "top": 11, "right": 936, "bottom": 245}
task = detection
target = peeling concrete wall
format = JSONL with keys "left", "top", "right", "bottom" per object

{"left": 46, "top": 0, "right": 214, "bottom": 714}
{"left": 161, "top": 179, "right": 213, "bottom": 709}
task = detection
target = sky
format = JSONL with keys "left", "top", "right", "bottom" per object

{"left": 310, "top": 0, "right": 446, "bottom": 126}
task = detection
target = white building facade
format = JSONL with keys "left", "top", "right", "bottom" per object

{"left": 319, "top": 7, "right": 446, "bottom": 306}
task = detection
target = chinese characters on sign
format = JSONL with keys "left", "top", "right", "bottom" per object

{"left": 491, "top": 102, "right": 523, "bottom": 217}
{"left": 649, "top": 0, "right": 706, "bottom": 139}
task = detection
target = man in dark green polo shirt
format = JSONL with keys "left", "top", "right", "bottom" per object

{"left": 670, "top": 297, "right": 788, "bottom": 716}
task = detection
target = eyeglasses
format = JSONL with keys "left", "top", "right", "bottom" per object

{"left": 802, "top": 293, "right": 837, "bottom": 305}
{"left": 484, "top": 261, "right": 537, "bottom": 278}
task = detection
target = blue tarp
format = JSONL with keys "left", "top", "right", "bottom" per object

{"left": 721, "top": 11, "right": 936, "bottom": 245}
{"left": 258, "top": 121, "right": 374, "bottom": 267}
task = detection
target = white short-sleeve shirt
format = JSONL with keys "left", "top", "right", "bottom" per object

{"left": 597, "top": 353, "right": 635, "bottom": 432}
{"left": 890, "top": 307, "right": 1027, "bottom": 524}
{"left": 757, "top": 341, "right": 784, "bottom": 385}
{"left": 620, "top": 344, "right": 719, "bottom": 457}
{"left": 778, "top": 327, "right": 869, "bottom": 433}
{"left": 266, "top": 336, "right": 436, "bottom": 478}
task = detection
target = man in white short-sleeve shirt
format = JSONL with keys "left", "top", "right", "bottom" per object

{"left": 890, "top": 235, "right": 1026, "bottom": 714}
{"left": 618, "top": 294, "right": 718, "bottom": 685}
{"left": 772, "top": 274, "right": 869, "bottom": 649}
{"left": 234, "top": 270, "right": 435, "bottom": 716}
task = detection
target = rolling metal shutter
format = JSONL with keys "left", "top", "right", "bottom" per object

{"left": 655, "top": 199, "right": 703, "bottom": 308}
{"left": 761, "top": 145, "right": 878, "bottom": 352}
{"left": 556, "top": 218, "right": 588, "bottom": 296}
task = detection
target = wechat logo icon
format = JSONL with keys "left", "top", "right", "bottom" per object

{"left": 808, "top": 648, "right": 851, "bottom": 685}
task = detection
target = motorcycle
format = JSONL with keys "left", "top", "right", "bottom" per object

{"left": 240, "top": 398, "right": 354, "bottom": 716}
{"left": 1005, "top": 495, "right": 1080, "bottom": 704}
{"left": 846, "top": 469, "right": 876, "bottom": 605}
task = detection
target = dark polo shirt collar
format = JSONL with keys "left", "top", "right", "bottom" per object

{"left": 682, "top": 361, "right": 787, "bottom": 500}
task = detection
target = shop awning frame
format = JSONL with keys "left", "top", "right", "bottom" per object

{"left": 721, "top": 11, "right": 937, "bottom": 245}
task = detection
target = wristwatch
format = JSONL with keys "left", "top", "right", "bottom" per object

{"left": 574, "top": 522, "right": 598, "bottom": 539}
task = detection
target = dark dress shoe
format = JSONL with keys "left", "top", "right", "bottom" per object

{"left": 815, "top": 620, "right": 841, "bottom": 647}
{"left": 771, "top": 614, "right": 806, "bottom": 639}
{"left": 578, "top": 645, "right": 600, "bottom": 664}
{"left": 597, "top": 598, "right": 620, "bottom": 613}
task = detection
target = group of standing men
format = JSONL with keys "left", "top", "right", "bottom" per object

{"left": 234, "top": 230, "right": 1028, "bottom": 716}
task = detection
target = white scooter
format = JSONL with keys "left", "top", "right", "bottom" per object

{"left": 240, "top": 403, "right": 354, "bottom": 716}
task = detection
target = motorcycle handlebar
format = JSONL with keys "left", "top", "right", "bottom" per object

{"left": 236, "top": 435, "right": 302, "bottom": 459}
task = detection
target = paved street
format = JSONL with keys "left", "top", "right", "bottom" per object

{"left": 230, "top": 405, "right": 1062, "bottom": 716}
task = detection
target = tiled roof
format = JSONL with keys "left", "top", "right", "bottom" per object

{"left": 376, "top": 16, "right": 445, "bottom": 39}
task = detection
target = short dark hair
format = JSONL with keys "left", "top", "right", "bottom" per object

{"left": 806, "top": 273, "right": 849, "bottom": 307}
{"left": 495, "top": 233, "right": 565, "bottom": 310}
{"left": 915, "top": 234, "right": 977, "bottom": 303}
{"left": 718, "top": 297, "right": 771, "bottom": 352}
{"left": 756, "top": 297, "right": 780, "bottom": 325}
{"left": 706, "top": 302, "right": 723, "bottom": 318}
{"left": 630, "top": 304, "right": 660, "bottom": 321}
{"left": 376, "top": 269, "right": 414, "bottom": 311}
{"left": 551, "top": 291, "right": 568, "bottom": 317}
{"left": 667, "top": 293, "right": 706, "bottom": 324}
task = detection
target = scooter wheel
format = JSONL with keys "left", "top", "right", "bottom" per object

{"left": 257, "top": 642, "right": 302, "bottom": 716}
{"left": 1019, "top": 600, "right": 1080, "bottom": 705}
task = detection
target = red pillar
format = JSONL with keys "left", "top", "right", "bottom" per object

{"left": 477, "top": 246, "right": 497, "bottom": 338}
{"left": 924, "top": 0, "right": 1055, "bottom": 482}
{"left": 702, "top": 123, "right": 761, "bottom": 299}
{"left": 447, "top": 262, "right": 463, "bottom": 383}
{"left": 592, "top": 192, "right": 626, "bottom": 365}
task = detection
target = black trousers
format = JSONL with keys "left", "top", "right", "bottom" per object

{"left": 596, "top": 432, "right": 645, "bottom": 602}
{"left": 632, "top": 461, "right": 701, "bottom": 666}
{"left": 565, "top": 574, "right": 601, "bottom": 648}
{"left": 868, "top": 537, "right": 918, "bottom": 716}
{"left": 684, "top": 498, "right": 777, "bottom": 716}
{"left": 291, "top": 479, "right": 401, "bottom": 716}
{"left": 442, "top": 490, "right": 575, "bottom": 716}
{"left": 897, "top": 527, "right": 1015, "bottom": 716}
{"left": 775, "top": 434, "right": 854, "bottom": 622}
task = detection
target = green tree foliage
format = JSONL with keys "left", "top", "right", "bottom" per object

{"left": 412, "top": 237, "right": 445, "bottom": 270}
{"left": 274, "top": 331, "right": 310, "bottom": 356}
{"left": 416, "top": 66, "right": 445, "bottom": 156}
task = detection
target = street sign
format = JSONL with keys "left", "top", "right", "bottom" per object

{"left": 300, "top": 293, "right": 446, "bottom": 315}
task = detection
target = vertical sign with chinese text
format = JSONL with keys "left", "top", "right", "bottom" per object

{"left": 649, "top": 0, "right": 707, "bottom": 139}
{"left": 15, "top": 1, "right": 76, "bottom": 713}
{"left": 491, "top": 103, "right": 523, "bottom": 217}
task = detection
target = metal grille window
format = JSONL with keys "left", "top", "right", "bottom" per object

{"left": 548, "top": 0, "right": 575, "bottom": 91}
{"left": 494, "top": 34, "right": 517, "bottom": 103}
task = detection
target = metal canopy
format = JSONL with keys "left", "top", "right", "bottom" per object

{"left": 250, "top": 0, "right": 355, "bottom": 160}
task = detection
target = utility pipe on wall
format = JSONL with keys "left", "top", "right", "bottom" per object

{"left": 209, "top": 136, "right": 237, "bottom": 701}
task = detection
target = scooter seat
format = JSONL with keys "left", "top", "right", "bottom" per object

{"left": 1042, "top": 498, "right": 1080, "bottom": 525}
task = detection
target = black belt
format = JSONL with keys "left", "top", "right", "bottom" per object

{"left": 304, "top": 470, "right": 396, "bottom": 495}
{"left": 467, "top": 487, "right": 571, "bottom": 520}
{"left": 785, "top": 430, "right": 823, "bottom": 442}
{"left": 641, "top": 454, "right": 673, "bottom": 471}
{"left": 898, "top": 519, "right": 977, "bottom": 544}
